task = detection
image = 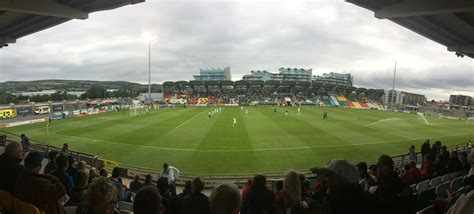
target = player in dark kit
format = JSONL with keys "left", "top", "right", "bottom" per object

{"left": 323, "top": 112, "right": 328, "bottom": 119}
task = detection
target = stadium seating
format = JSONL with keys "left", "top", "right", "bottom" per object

{"left": 417, "top": 180, "right": 431, "bottom": 192}
{"left": 441, "top": 173, "right": 452, "bottom": 182}
{"left": 429, "top": 176, "right": 442, "bottom": 187}
{"left": 435, "top": 181, "right": 450, "bottom": 198}
{"left": 450, "top": 177, "right": 464, "bottom": 191}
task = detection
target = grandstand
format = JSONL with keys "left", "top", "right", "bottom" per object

{"left": 162, "top": 80, "right": 386, "bottom": 109}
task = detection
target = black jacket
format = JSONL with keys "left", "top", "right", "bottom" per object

{"left": 0, "top": 153, "right": 24, "bottom": 193}
{"left": 182, "top": 191, "right": 211, "bottom": 214}
{"left": 241, "top": 187, "right": 275, "bottom": 214}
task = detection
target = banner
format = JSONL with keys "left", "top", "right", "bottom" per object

{"left": 52, "top": 105, "right": 63, "bottom": 112}
{"left": 6, "top": 118, "right": 46, "bottom": 127}
{"left": 15, "top": 107, "right": 33, "bottom": 116}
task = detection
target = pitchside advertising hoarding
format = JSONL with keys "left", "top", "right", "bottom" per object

{"left": 15, "top": 107, "right": 33, "bottom": 116}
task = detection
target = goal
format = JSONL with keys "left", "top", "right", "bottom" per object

{"left": 466, "top": 117, "right": 474, "bottom": 124}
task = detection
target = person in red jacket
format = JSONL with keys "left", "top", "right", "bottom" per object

{"left": 409, "top": 161, "right": 422, "bottom": 179}
{"left": 422, "top": 155, "right": 435, "bottom": 178}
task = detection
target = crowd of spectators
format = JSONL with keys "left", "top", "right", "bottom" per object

{"left": 0, "top": 139, "right": 473, "bottom": 214}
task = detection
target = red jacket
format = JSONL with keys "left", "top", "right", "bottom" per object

{"left": 422, "top": 160, "right": 435, "bottom": 177}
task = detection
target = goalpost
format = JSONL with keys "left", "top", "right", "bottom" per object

{"left": 466, "top": 117, "right": 474, "bottom": 124}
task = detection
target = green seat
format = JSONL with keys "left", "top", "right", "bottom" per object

{"left": 417, "top": 187, "right": 435, "bottom": 206}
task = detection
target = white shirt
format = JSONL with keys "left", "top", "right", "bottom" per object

{"left": 161, "top": 166, "right": 180, "bottom": 183}
{"left": 233, "top": 118, "right": 237, "bottom": 123}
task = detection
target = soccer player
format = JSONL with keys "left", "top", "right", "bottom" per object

{"left": 245, "top": 109, "right": 248, "bottom": 116}
{"left": 323, "top": 111, "right": 328, "bottom": 119}
{"left": 233, "top": 116, "right": 237, "bottom": 127}
{"left": 274, "top": 107, "right": 277, "bottom": 113}
{"left": 208, "top": 111, "right": 212, "bottom": 118}
{"left": 285, "top": 110, "right": 288, "bottom": 117}
{"left": 297, "top": 107, "right": 301, "bottom": 115}
{"left": 241, "top": 106, "right": 244, "bottom": 110}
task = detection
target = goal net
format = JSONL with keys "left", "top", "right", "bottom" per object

{"left": 466, "top": 117, "right": 474, "bottom": 124}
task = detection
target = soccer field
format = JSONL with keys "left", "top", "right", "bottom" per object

{"left": 3, "top": 106, "right": 474, "bottom": 175}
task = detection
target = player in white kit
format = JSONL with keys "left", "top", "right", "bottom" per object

{"left": 233, "top": 116, "right": 237, "bottom": 127}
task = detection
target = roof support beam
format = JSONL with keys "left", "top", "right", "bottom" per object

{"left": 375, "top": 0, "right": 474, "bottom": 19}
{"left": 0, "top": 0, "right": 88, "bottom": 20}
{"left": 448, "top": 45, "right": 474, "bottom": 53}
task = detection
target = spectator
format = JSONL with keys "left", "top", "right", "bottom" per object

{"left": 444, "top": 150, "right": 463, "bottom": 174}
{"left": 241, "top": 174, "right": 275, "bottom": 214}
{"left": 408, "top": 145, "right": 417, "bottom": 163}
{"left": 144, "top": 174, "right": 154, "bottom": 186}
{"left": 44, "top": 150, "right": 59, "bottom": 174}
{"left": 241, "top": 179, "right": 252, "bottom": 198}
{"left": 400, "top": 164, "right": 415, "bottom": 184}
{"left": 356, "top": 162, "right": 377, "bottom": 191}
{"left": 182, "top": 177, "right": 211, "bottom": 214}
{"left": 422, "top": 154, "right": 435, "bottom": 178}
{"left": 310, "top": 160, "right": 379, "bottom": 214}
{"left": 459, "top": 152, "right": 470, "bottom": 170}
{"left": 69, "top": 170, "right": 89, "bottom": 205}
{"left": 369, "top": 164, "right": 378, "bottom": 180}
{"left": 161, "top": 163, "right": 180, "bottom": 197}
{"left": 275, "top": 170, "right": 301, "bottom": 214}
{"left": 298, "top": 174, "right": 311, "bottom": 199}
{"left": 67, "top": 156, "right": 78, "bottom": 184}
{"left": 409, "top": 161, "right": 422, "bottom": 181}
{"left": 374, "top": 155, "right": 412, "bottom": 213}
{"left": 178, "top": 180, "right": 193, "bottom": 199}
{"left": 110, "top": 167, "right": 128, "bottom": 201}
{"left": 169, "top": 180, "right": 192, "bottom": 214}
{"left": 20, "top": 134, "right": 30, "bottom": 152}
{"left": 0, "top": 142, "right": 24, "bottom": 193}
{"left": 210, "top": 183, "right": 241, "bottom": 214}
{"left": 439, "top": 146, "right": 450, "bottom": 165}
{"left": 274, "top": 180, "right": 284, "bottom": 202}
{"left": 51, "top": 155, "right": 75, "bottom": 191}
{"left": 130, "top": 175, "right": 143, "bottom": 193}
{"left": 88, "top": 167, "right": 98, "bottom": 184}
{"left": 421, "top": 139, "right": 430, "bottom": 159}
{"left": 99, "top": 168, "right": 108, "bottom": 177}
{"left": 77, "top": 177, "right": 118, "bottom": 214}
{"left": 61, "top": 143, "right": 69, "bottom": 156}
{"left": 14, "top": 152, "right": 67, "bottom": 214}
{"left": 157, "top": 177, "right": 171, "bottom": 213}
{"left": 77, "top": 161, "right": 87, "bottom": 171}
{"left": 468, "top": 150, "right": 474, "bottom": 176}
{"left": 133, "top": 186, "right": 164, "bottom": 214}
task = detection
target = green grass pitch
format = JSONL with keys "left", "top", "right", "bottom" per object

{"left": 4, "top": 106, "right": 473, "bottom": 175}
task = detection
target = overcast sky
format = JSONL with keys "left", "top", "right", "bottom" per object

{"left": 0, "top": 0, "right": 473, "bottom": 100}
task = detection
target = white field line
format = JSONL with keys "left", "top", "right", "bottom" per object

{"left": 175, "top": 110, "right": 208, "bottom": 129}
{"left": 366, "top": 118, "right": 402, "bottom": 126}
{"left": 52, "top": 132, "right": 470, "bottom": 153}
{"left": 417, "top": 113, "right": 430, "bottom": 125}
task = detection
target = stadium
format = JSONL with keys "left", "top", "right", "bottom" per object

{"left": 0, "top": 0, "right": 473, "bottom": 214}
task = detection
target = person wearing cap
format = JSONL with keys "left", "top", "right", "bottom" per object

{"left": 308, "top": 159, "right": 381, "bottom": 214}
{"left": 14, "top": 152, "right": 67, "bottom": 214}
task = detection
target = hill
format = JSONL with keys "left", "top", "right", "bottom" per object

{"left": 0, "top": 79, "right": 162, "bottom": 93}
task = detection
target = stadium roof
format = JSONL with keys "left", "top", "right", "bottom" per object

{"left": 0, "top": 0, "right": 144, "bottom": 48}
{"left": 347, "top": 0, "right": 474, "bottom": 58}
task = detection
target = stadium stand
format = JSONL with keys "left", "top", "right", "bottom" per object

{"left": 161, "top": 81, "right": 386, "bottom": 110}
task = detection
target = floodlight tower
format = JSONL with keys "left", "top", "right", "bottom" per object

{"left": 143, "top": 32, "right": 156, "bottom": 104}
